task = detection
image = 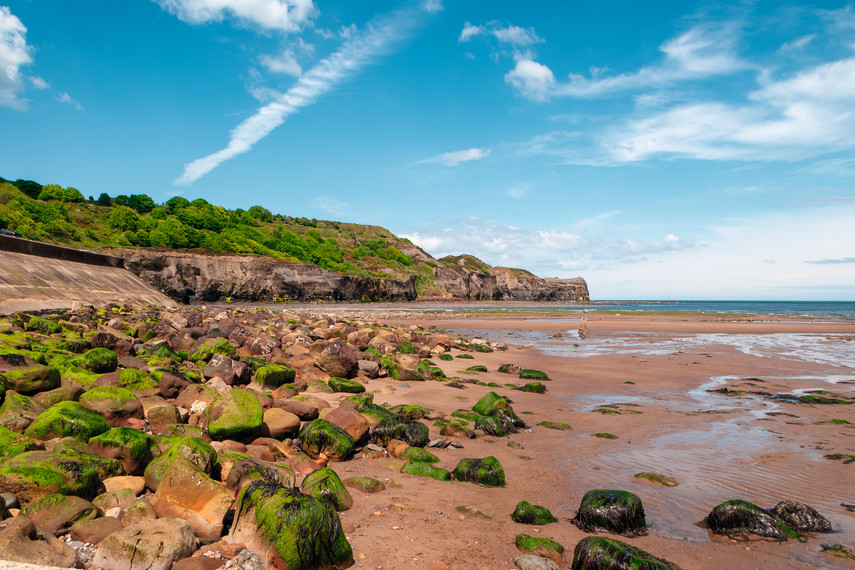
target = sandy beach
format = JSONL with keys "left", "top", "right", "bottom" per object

{"left": 293, "top": 307, "right": 855, "bottom": 569}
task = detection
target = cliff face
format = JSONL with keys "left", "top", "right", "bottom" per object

{"left": 121, "top": 251, "right": 417, "bottom": 303}
{"left": 119, "top": 250, "right": 588, "bottom": 304}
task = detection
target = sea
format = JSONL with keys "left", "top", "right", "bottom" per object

{"left": 455, "top": 300, "right": 855, "bottom": 319}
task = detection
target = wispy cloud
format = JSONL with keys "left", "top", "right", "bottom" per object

{"left": 174, "top": 5, "right": 429, "bottom": 185}
{"left": 260, "top": 51, "right": 303, "bottom": 76}
{"left": 459, "top": 21, "right": 543, "bottom": 46}
{"left": 419, "top": 147, "right": 491, "bottom": 166}
{"left": 505, "top": 183, "right": 530, "bottom": 198}
{"left": 57, "top": 91, "right": 84, "bottom": 111}
{"left": 310, "top": 195, "right": 352, "bottom": 217}
{"left": 806, "top": 257, "right": 855, "bottom": 265}
{"left": 0, "top": 6, "right": 33, "bottom": 110}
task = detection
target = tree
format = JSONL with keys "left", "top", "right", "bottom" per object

{"left": 114, "top": 195, "right": 128, "bottom": 206}
{"left": 127, "top": 193, "right": 155, "bottom": 214}
{"left": 13, "top": 179, "right": 42, "bottom": 199}
{"left": 109, "top": 205, "right": 140, "bottom": 232}
{"left": 165, "top": 196, "right": 190, "bottom": 214}
{"left": 248, "top": 205, "right": 273, "bottom": 223}
{"left": 97, "top": 193, "right": 111, "bottom": 205}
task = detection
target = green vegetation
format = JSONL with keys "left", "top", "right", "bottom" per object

{"left": 593, "top": 432, "right": 618, "bottom": 439}
{"left": 538, "top": 421, "right": 571, "bottom": 431}
{"left": 634, "top": 472, "right": 678, "bottom": 486}
{"left": 511, "top": 500, "right": 558, "bottom": 525}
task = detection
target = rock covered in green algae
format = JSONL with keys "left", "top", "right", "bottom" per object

{"left": 388, "top": 403, "right": 431, "bottom": 420}
{"left": 571, "top": 536, "right": 680, "bottom": 570}
{"left": 515, "top": 534, "right": 564, "bottom": 565}
{"left": 229, "top": 481, "right": 353, "bottom": 570}
{"left": 21, "top": 493, "right": 101, "bottom": 536}
{"left": 517, "top": 382, "right": 547, "bottom": 394}
{"left": 400, "top": 446, "right": 439, "bottom": 463}
{"left": 472, "top": 391, "right": 512, "bottom": 417}
{"left": 452, "top": 456, "right": 506, "bottom": 487}
{"left": 0, "top": 390, "right": 45, "bottom": 433}
{"left": 76, "top": 347, "right": 118, "bottom": 373}
{"left": 144, "top": 435, "right": 218, "bottom": 492}
{"left": 327, "top": 376, "right": 365, "bottom": 393}
{"left": 370, "top": 419, "right": 430, "bottom": 448}
{"left": 771, "top": 501, "right": 832, "bottom": 534}
{"left": 0, "top": 425, "right": 43, "bottom": 458}
{"left": 342, "top": 476, "right": 386, "bottom": 494}
{"left": 204, "top": 389, "right": 263, "bottom": 442}
{"left": 703, "top": 499, "right": 799, "bottom": 540}
{"left": 301, "top": 467, "right": 354, "bottom": 511}
{"left": 299, "top": 418, "right": 356, "bottom": 461}
{"left": 88, "top": 426, "right": 160, "bottom": 476}
{"left": 33, "top": 385, "right": 83, "bottom": 408}
{"left": 254, "top": 363, "right": 296, "bottom": 389}
{"left": 24, "top": 400, "right": 110, "bottom": 442}
{"left": 1, "top": 365, "right": 61, "bottom": 395}
{"left": 79, "top": 386, "right": 144, "bottom": 427}
{"left": 573, "top": 490, "right": 647, "bottom": 537}
{"left": 0, "top": 445, "right": 118, "bottom": 501}
{"left": 400, "top": 460, "right": 452, "bottom": 481}
{"left": 512, "top": 501, "right": 558, "bottom": 525}
{"left": 475, "top": 415, "right": 518, "bottom": 437}
{"left": 189, "top": 337, "right": 237, "bottom": 362}
{"left": 519, "top": 369, "right": 550, "bottom": 380}
{"left": 225, "top": 457, "right": 296, "bottom": 495}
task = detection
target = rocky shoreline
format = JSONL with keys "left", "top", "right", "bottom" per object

{"left": 0, "top": 305, "right": 849, "bottom": 569}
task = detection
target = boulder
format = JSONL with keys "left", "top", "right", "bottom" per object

{"left": 342, "top": 476, "right": 386, "bottom": 494}
{"left": 400, "top": 461, "right": 452, "bottom": 481}
{"left": 1, "top": 365, "right": 61, "bottom": 395}
{"left": 145, "top": 403, "right": 182, "bottom": 435}
{"left": 573, "top": 490, "right": 647, "bottom": 537}
{"left": 570, "top": 536, "right": 679, "bottom": 570}
{"left": 88, "top": 426, "right": 160, "bottom": 475}
{"left": 314, "top": 339, "right": 357, "bottom": 378}
{"left": 472, "top": 391, "right": 512, "bottom": 416}
{"left": 0, "top": 391, "right": 45, "bottom": 433}
{"left": 274, "top": 399, "right": 319, "bottom": 420}
{"left": 0, "top": 424, "right": 44, "bottom": 458}
{"left": 190, "top": 337, "right": 237, "bottom": 363}
{"left": 203, "top": 354, "right": 250, "bottom": 385}
{"left": 253, "top": 364, "right": 296, "bottom": 390}
{"left": 771, "top": 501, "right": 832, "bottom": 534}
{"left": 229, "top": 481, "right": 353, "bottom": 570}
{"left": 324, "top": 405, "right": 370, "bottom": 444}
{"left": 24, "top": 400, "right": 111, "bottom": 442}
{"left": 301, "top": 467, "right": 354, "bottom": 511}
{"left": 0, "top": 515, "right": 79, "bottom": 568}
{"left": 515, "top": 534, "right": 564, "bottom": 565}
{"left": 261, "top": 407, "right": 301, "bottom": 440}
{"left": 121, "top": 496, "right": 157, "bottom": 527}
{"left": 328, "top": 376, "right": 365, "bottom": 393}
{"left": 144, "top": 436, "right": 218, "bottom": 492}
{"left": 225, "top": 457, "right": 296, "bottom": 496}
{"left": 205, "top": 389, "right": 264, "bottom": 442}
{"left": 77, "top": 347, "right": 119, "bottom": 373}
{"left": 93, "top": 487, "right": 139, "bottom": 511}
{"left": 452, "top": 456, "right": 506, "bottom": 487}
{"left": 299, "top": 419, "right": 356, "bottom": 462}
{"left": 70, "top": 515, "right": 125, "bottom": 544}
{"left": 0, "top": 448, "right": 109, "bottom": 501}
{"left": 21, "top": 493, "right": 101, "bottom": 536}
{"left": 79, "top": 386, "right": 144, "bottom": 427}
{"left": 33, "top": 385, "right": 84, "bottom": 408}
{"left": 371, "top": 420, "right": 430, "bottom": 448}
{"left": 703, "top": 499, "right": 796, "bottom": 540}
{"left": 152, "top": 457, "right": 235, "bottom": 542}
{"left": 92, "top": 517, "right": 197, "bottom": 570}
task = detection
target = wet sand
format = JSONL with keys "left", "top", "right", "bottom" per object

{"left": 296, "top": 308, "right": 855, "bottom": 569}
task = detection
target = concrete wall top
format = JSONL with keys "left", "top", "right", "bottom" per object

{"left": 0, "top": 235, "right": 124, "bottom": 268}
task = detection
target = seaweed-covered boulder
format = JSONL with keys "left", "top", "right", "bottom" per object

{"left": 370, "top": 420, "right": 430, "bottom": 448}
{"left": 24, "top": 315, "right": 62, "bottom": 335}
{"left": 342, "top": 476, "right": 386, "bottom": 494}
{"left": 254, "top": 364, "right": 296, "bottom": 389}
{"left": 512, "top": 501, "right": 558, "bottom": 525}
{"left": 189, "top": 337, "right": 237, "bottom": 363}
{"left": 88, "top": 426, "right": 160, "bottom": 475}
{"left": 475, "top": 415, "right": 518, "bottom": 436}
{"left": 205, "top": 389, "right": 264, "bottom": 442}
{"left": 0, "top": 448, "right": 108, "bottom": 501}
{"left": 33, "top": 385, "right": 83, "bottom": 408}
{"left": 397, "top": 445, "right": 439, "bottom": 463}
{"left": 79, "top": 386, "right": 144, "bottom": 427}
{"left": 92, "top": 517, "right": 197, "bottom": 570}
{"left": 519, "top": 369, "right": 549, "bottom": 380}
{"left": 515, "top": 534, "right": 564, "bottom": 565}
{"left": 571, "top": 536, "right": 679, "bottom": 570}
{"left": 452, "top": 456, "right": 506, "bottom": 487}
{"left": 24, "top": 401, "right": 110, "bottom": 442}
{"left": 20, "top": 493, "right": 101, "bottom": 536}
{"left": 144, "top": 436, "right": 218, "bottom": 492}
{"left": 225, "top": 457, "right": 296, "bottom": 495}
{"left": 0, "top": 390, "right": 45, "bottom": 433}
{"left": 77, "top": 347, "right": 118, "bottom": 373}
{"left": 229, "top": 481, "right": 353, "bottom": 570}
{"left": 388, "top": 404, "right": 431, "bottom": 420}
{"left": 439, "top": 419, "right": 476, "bottom": 439}
{"left": 472, "top": 391, "right": 512, "bottom": 417}
{"left": 328, "top": 376, "right": 365, "bottom": 393}
{"left": 301, "top": 467, "right": 354, "bottom": 511}
{"left": 517, "top": 382, "right": 547, "bottom": 394}
{"left": 400, "top": 461, "right": 452, "bottom": 481}
{"left": 0, "top": 424, "right": 43, "bottom": 458}
{"left": 152, "top": 457, "right": 235, "bottom": 542}
{"left": 1, "top": 365, "right": 61, "bottom": 395}
{"left": 703, "top": 499, "right": 797, "bottom": 540}
{"left": 572, "top": 490, "right": 647, "bottom": 537}
{"left": 355, "top": 402, "right": 397, "bottom": 427}
{"left": 299, "top": 419, "right": 356, "bottom": 462}
{"left": 771, "top": 501, "right": 832, "bottom": 534}
{"left": 494, "top": 407, "right": 525, "bottom": 428}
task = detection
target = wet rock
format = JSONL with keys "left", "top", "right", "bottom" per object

{"left": 452, "top": 456, "right": 506, "bottom": 487}
{"left": 573, "top": 489, "right": 647, "bottom": 537}
{"left": 328, "top": 376, "right": 365, "bottom": 393}
{"left": 571, "top": 536, "right": 679, "bottom": 570}
{"left": 515, "top": 553, "right": 560, "bottom": 570}
{"left": 771, "top": 500, "right": 832, "bottom": 533}
{"left": 371, "top": 419, "right": 430, "bottom": 448}
{"left": 472, "top": 391, "right": 512, "bottom": 416}
{"left": 400, "top": 461, "right": 452, "bottom": 481}
{"left": 512, "top": 501, "right": 558, "bottom": 525}
{"left": 515, "top": 534, "right": 564, "bottom": 565}
{"left": 92, "top": 517, "right": 197, "bottom": 570}
{"left": 0, "top": 515, "right": 79, "bottom": 568}
{"left": 229, "top": 481, "right": 353, "bottom": 570}
{"left": 704, "top": 499, "right": 797, "bottom": 540}
{"left": 225, "top": 457, "right": 296, "bottom": 496}
{"left": 301, "top": 467, "right": 353, "bottom": 512}
{"left": 299, "top": 418, "right": 355, "bottom": 461}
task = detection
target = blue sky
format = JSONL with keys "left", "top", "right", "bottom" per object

{"left": 2, "top": 0, "right": 854, "bottom": 300}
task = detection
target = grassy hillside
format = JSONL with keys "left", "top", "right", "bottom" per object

{"left": 0, "top": 176, "right": 466, "bottom": 295}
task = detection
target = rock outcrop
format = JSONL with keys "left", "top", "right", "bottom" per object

{"left": 120, "top": 250, "right": 589, "bottom": 304}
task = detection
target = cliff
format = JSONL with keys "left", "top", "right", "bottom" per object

{"left": 119, "top": 250, "right": 588, "bottom": 304}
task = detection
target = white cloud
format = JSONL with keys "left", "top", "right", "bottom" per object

{"left": 422, "top": 0, "right": 443, "bottom": 14}
{"left": 504, "top": 57, "right": 555, "bottom": 103}
{"left": 261, "top": 50, "right": 302, "bottom": 76}
{"left": 458, "top": 21, "right": 543, "bottom": 46}
{"left": 30, "top": 76, "right": 48, "bottom": 89}
{"left": 0, "top": 6, "right": 33, "bottom": 109}
{"left": 174, "top": 5, "right": 426, "bottom": 185}
{"left": 57, "top": 91, "right": 84, "bottom": 111}
{"left": 420, "top": 147, "right": 490, "bottom": 167}
{"left": 778, "top": 34, "right": 815, "bottom": 53}
{"left": 154, "top": 0, "right": 318, "bottom": 33}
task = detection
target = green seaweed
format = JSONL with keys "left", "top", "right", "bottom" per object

{"left": 593, "top": 432, "right": 619, "bottom": 440}
{"left": 573, "top": 489, "right": 647, "bottom": 537}
{"left": 571, "top": 536, "right": 678, "bottom": 570}
{"left": 452, "top": 456, "right": 505, "bottom": 487}
{"left": 538, "top": 421, "right": 571, "bottom": 431}
{"left": 511, "top": 500, "right": 557, "bottom": 525}
{"left": 400, "top": 461, "right": 452, "bottom": 481}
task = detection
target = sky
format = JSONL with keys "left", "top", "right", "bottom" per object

{"left": 1, "top": 0, "right": 854, "bottom": 301}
